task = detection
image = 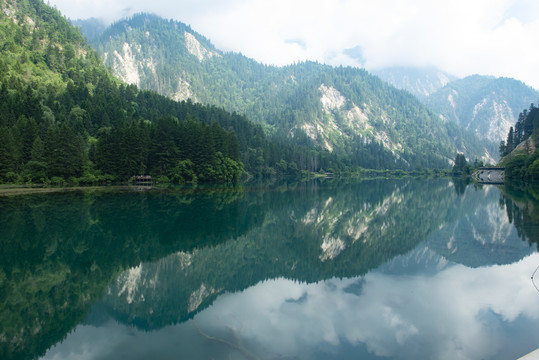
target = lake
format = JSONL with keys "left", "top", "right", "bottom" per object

{"left": 1, "top": 178, "right": 538, "bottom": 360}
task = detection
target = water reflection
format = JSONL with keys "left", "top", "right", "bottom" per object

{"left": 42, "top": 254, "right": 539, "bottom": 360}
{"left": 93, "top": 181, "right": 537, "bottom": 334}
{"left": 92, "top": 179, "right": 466, "bottom": 329}
{"left": 0, "top": 179, "right": 537, "bottom": 359}
{"left": 191, "top": 254, "right": 539, "bottom": 360}
{"left": 0, "top": 186, "right": 252, "bottom": 360}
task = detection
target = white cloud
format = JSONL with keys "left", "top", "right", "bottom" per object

{"left": 48, "top": 0, "right": 539, "bottom": 89}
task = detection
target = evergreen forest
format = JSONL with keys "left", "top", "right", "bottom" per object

{"left": 498, "top": 103, "right": 539, "bottom": 181}
{"left": 0, "top": 0, "right": 248, "bottom": 184}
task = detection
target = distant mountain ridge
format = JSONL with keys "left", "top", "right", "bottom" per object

{"left": 373, "top": 66, "right": 457, "bottom": 100}
{"left": 427, "top": 75, "right": 539, "bottom": 143}
{"left": 81, "top": 13, "right": 496, "bottom": 167}
{"left": 71, "top": 17, "right": 107, "bottom": 43}
{"left": 376, "top": 67, "right": 539, "bottom": 145}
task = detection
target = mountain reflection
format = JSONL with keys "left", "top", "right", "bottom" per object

{"left": 0, "top": 186, "right": 252, "bottom": 360}
{"left": 188, "top": 254, "right": 539, "bottom": 360}
{"left": 43, "top": 252, "right": 539, "bottom": 360}
{"left": 1, "top": 180, "right": 537, "bottom": 360}
{"left": 98, "top": 180, "right": 537, "bottom": 332}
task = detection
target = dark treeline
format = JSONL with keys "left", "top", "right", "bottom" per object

{"left": 499, "top": 103, "right": 538, "bottom": 157}
{"left": 502, "top": 187, "right": 539, "bottom": 248}
{"left": 0, "top": 76, "right": 248, "bottom": 183}
{"left": 499, "top": 103, "right": 539, "bottom": 181}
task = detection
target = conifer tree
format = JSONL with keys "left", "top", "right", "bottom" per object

{"left": 0, "top": 127, "right": 19, "bottom": 179}
{"left": 452, "top": 153, "right": 469, "bottom": 174}
{"left": 506, "top": 127, "right": 514, "bottom": 154}
{"left": 25, "top": 136, "right": 48, "bottom": 181}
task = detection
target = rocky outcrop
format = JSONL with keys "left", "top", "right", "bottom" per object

{"left": 184, "top": 31, "right": 219, "bottom": 62}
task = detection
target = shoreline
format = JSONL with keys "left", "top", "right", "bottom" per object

{"left": 0, "top": 185, "right": 122, "bottom": 196}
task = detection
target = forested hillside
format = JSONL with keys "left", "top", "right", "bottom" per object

{"left": 498, "top": 103, "right": 539, "bottom": 181}
{"left": 0, "top": 0, "right": 303, "bottom": 184}
{"left": 86, "top": 13, "right": 495, "bottom": 168}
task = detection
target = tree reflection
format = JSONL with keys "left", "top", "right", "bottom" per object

{"left": 101, "top": 180, "right": 537, "bottom": 331}
{"left": 1, "top": 180, "right": 538, "bottom": 360}
{"left": 0, "top": 186, "right": 252, "bottom": 360}
{"left": 502, "top": 184, "right": 539, "bottom": 247}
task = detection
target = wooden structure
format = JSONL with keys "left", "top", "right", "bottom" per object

{"left": 132, "top": 175, "right": 153, "bottom": 185}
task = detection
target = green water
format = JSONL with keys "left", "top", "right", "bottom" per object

{"left": 1, "top": 179, "right": 538, "bottom": 360}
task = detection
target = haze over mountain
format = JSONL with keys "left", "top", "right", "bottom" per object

{"left": 71, "top": 17, "right": 106, "bottom": 43}
{"left": 372, "top": 67, "right": 457, "bottom": 101}
{"left": 378, "top": 68, "right": 539, "bottom": 144}
{"left": 48, "top": 0, "right": 539, "bottom": 91}
{"left": 79, "top": 13, "right": 497, "bottom": 166}
{"left": 426, "top": 75, "right": 539, "bottom": 143}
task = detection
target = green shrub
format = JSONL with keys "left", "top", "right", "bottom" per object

{"left": 505, "top": 155, "right": 528, "bottom": 180}
{"left": 50, "top": 176, "right": 66, "bottom": 186}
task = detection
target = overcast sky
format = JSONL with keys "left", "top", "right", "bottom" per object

{"left": 47, "top": 0, "right": 539, "bottom": 90}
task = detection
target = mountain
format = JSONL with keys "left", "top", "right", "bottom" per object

{"left": 426, "top": 75, "right": 539, "bottom": 143}
{"left": 0, "top": 0, "right": 281, "bottom": 183}
{"left": 71, "top": 17, "right": 107, "bottom": 43}
{"left": 86, "top": 13, "right": 496, "bottom": 167}
{"left": 375, "top": 68, "right": 539, "bottom": 147}
{"left": 372, "top": 66, "right": 458, "bottom": 100}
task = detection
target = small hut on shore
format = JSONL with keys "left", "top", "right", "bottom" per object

{"left": 132, "top": 175, "right": 153, "bottom": 185}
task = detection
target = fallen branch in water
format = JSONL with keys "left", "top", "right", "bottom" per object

{"left": 193, "top": 321, "right": 259, "bottom": 360}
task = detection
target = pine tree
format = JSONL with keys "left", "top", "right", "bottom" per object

{"left": 0, "top": 127, "right": 19, "bottom": 180}
{"left": 25, "top": 136, "right": 48, "bottom": 181}
{"left": 149, "top": 116, "right": 181, "bottom": 175}
{"left": 46, "top": 124, "right": 84, "bottom": 178}
{"left": 506, "top": 127, "right": 514, "bottom": 154}
{"left": 452, "top": 153, "right": 469, "bottom": 174}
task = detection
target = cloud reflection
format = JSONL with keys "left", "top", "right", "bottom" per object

{"left": 193, "top": 254, "right": 539, "bottom": 359}
{"left": 41, "top": 255, "right": 539, "bottom": 360}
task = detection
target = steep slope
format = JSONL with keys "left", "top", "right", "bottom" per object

{"left": 427, "top": 75, "right": 539, "bottom": 143}
{"left": 373, "top": 66, "right": 457, "bottom": 100}
{"left": 71, "top": 17, "right": 107, "bottom": 43}
{"left": 497, "top": 104, "right": 539, "bottom": 181}
{"left": 0, "top": 0, "right": 270, "bottom": 183}
{"left": 0, "top": 0, "right": 102, "bottom": 92}
{"left": 88, "top": 13, "right": 495, "bottom": 167}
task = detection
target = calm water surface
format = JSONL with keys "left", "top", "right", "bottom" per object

{"left": 1, "top": 179, "right": 538, "bottom": 360}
